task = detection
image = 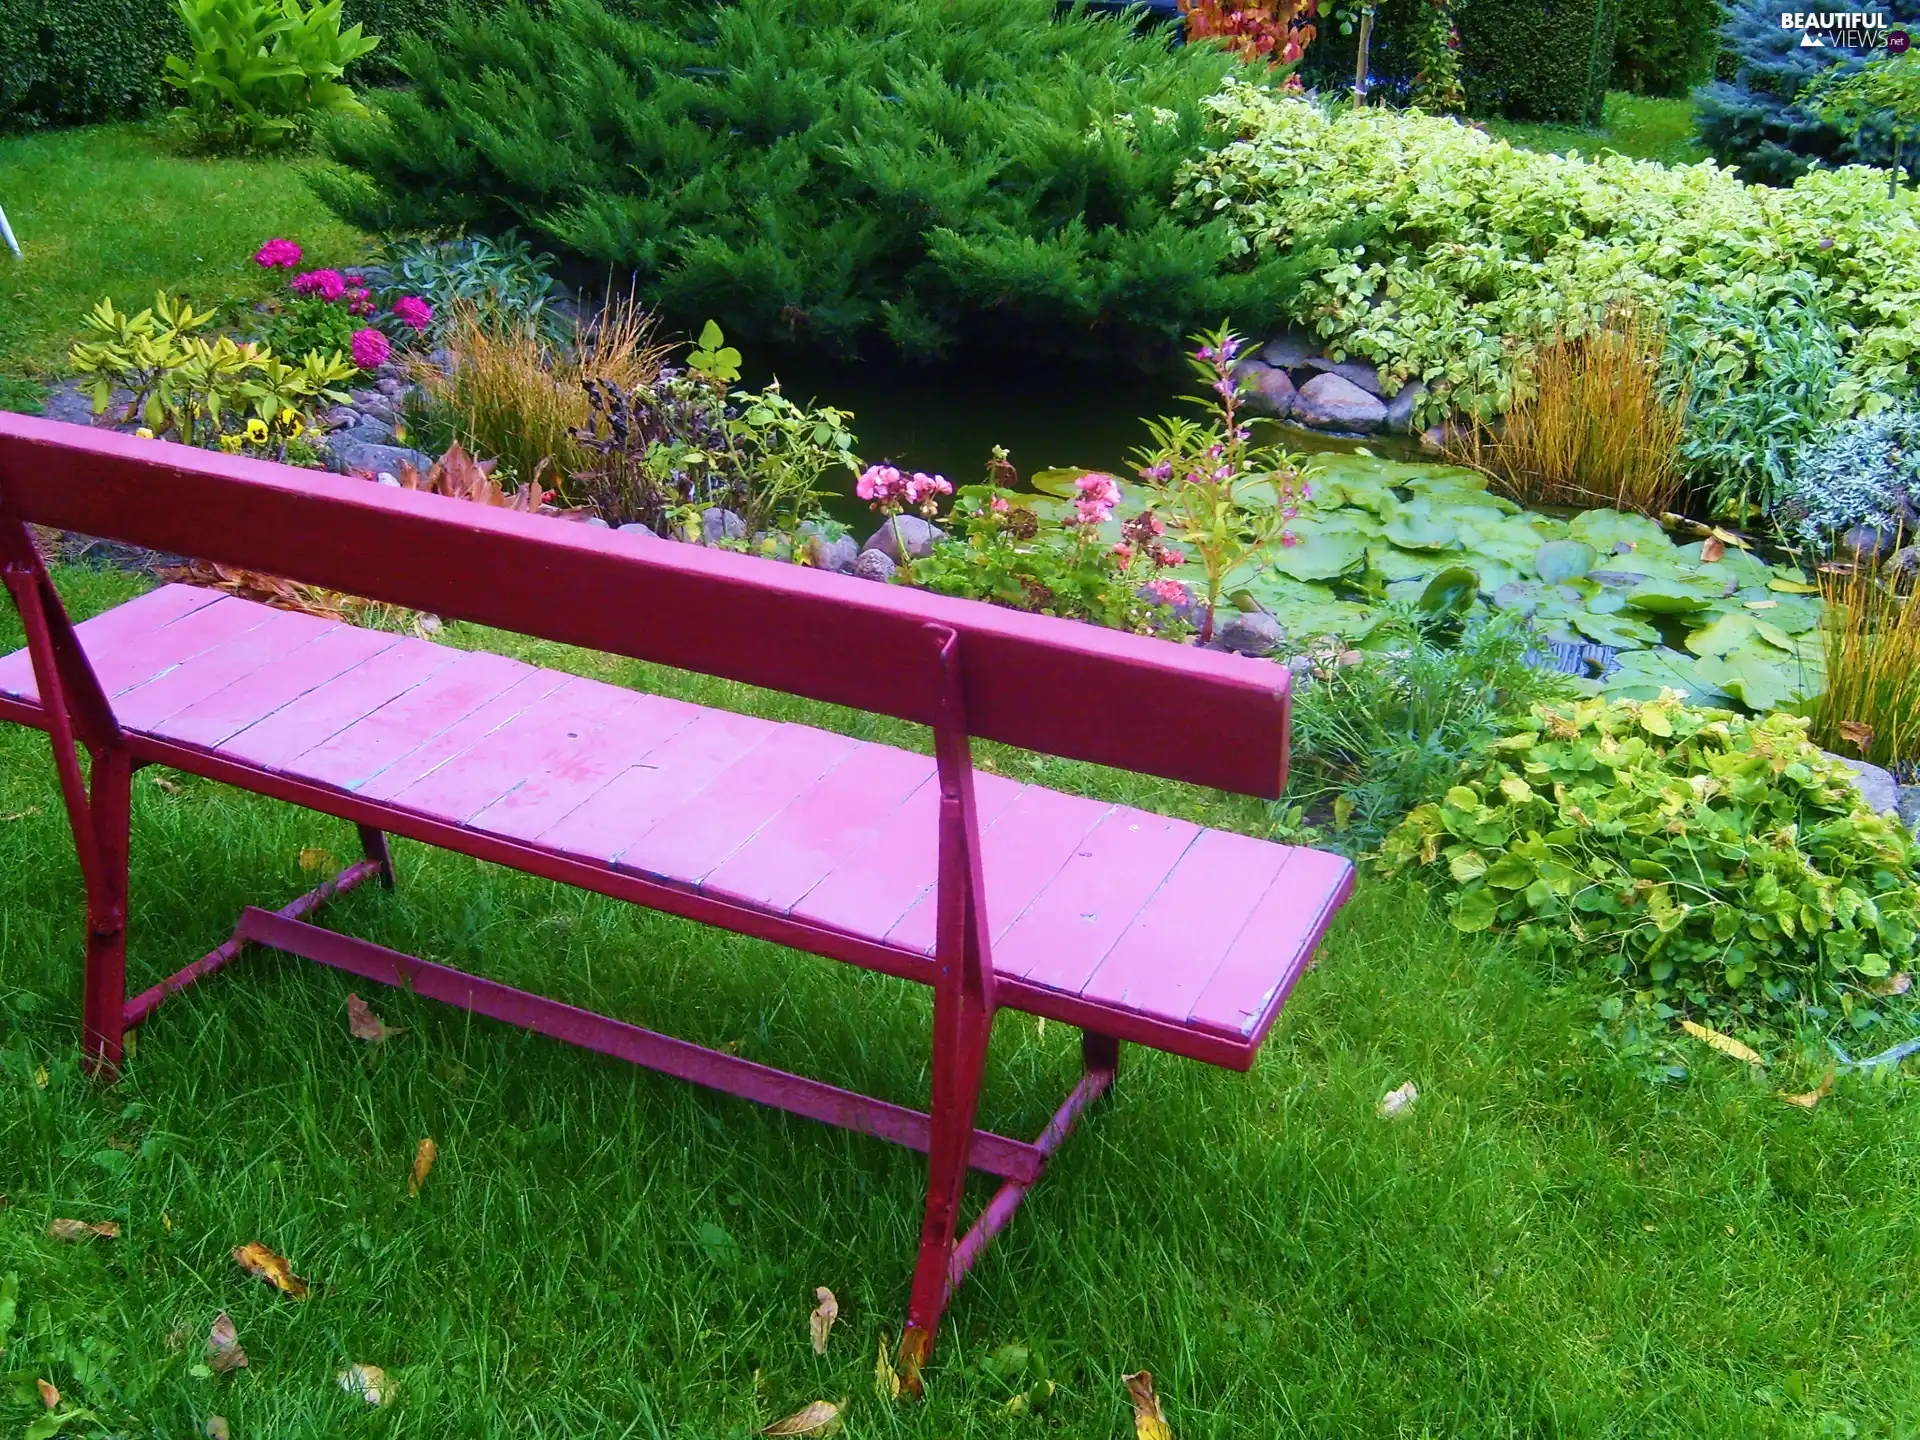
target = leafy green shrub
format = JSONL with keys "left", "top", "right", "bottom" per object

{"left": 1802, "top": 47, "right": 1920, "bottom": 198}
{"left": 1377, "top": 695, "right": 1920, "bottom": 1017}
{"left": 1696, "top": 0, "right": 1920, "bottom": 187}
{"left": 1452, "top": 0, "right": 1615, "bottom": 125}
{"left": 313, "top": 0, "right": 1320, "bottom": 359}
{"left": 1663, "top": 278, "right": 1849, "bottom": 523}
{"left": 1779, "top": 406, "right": 1920, "bottom": 550}
{"left": 1289, "top": 607, "right": 1571, "bottom": 851}
{"left": 1179, "top": 82, "right": 1920, "bottom": 429}
{"left": 1608, "top": 0, "right": 1720, "bottom": 98}
{"left": 359, "top": 234, "right": 567, "bottom": 344}
{"left": 166, "top": 0, "right": 378, "bottom": 149}
{"left": 258, "top": 294, "right": 358, "bottom": 362}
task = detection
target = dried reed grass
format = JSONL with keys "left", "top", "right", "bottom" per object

{"left": 1450, "top": 306, "right": 1688, "bottom": 517}
{"left": 1815, "top": 555, "right": 1920, "bottom": 774}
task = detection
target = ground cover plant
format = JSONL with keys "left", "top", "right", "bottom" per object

{"left": 1378, "top": 694, "right": 1920, "bottom": 1026}
{"left": 311, "top": 0, "right": 1329, "bottom": 359}
{"left": 1179, "top": 81, "right": 1920, "bottom": 441}
{"left": 2, "top": 565, "right": 1918, "bottom": 1437}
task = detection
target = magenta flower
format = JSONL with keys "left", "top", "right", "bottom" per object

{"left": 392, "top": 295, "right": 434, "bottom": 333}
{"left": 1111, "top": 542, "right": 1135, "bottom": 566}
{"left": 346, "top": 286, "right": 376, "bottom": 317}
{"left": 904, "top": 471, "right": 951, "bottom": 508}
{"left": 254, "top": 237, "right": 303, "bottom": 269}
{"left": 1139, "top": 460, "right": 1173, "bottom": 482}
{"left": 291, "top": 268, "right": 348, "bottom": 302}
{"left": 856, "top": 464, "right": 905, "bottom": 504}
{"left": 990, "top": 495, "right": 1011, "bottom": 514}
{"left": 349, "top": 327, "right": 392, "bottom": 369}
{"left": 1280, "top": 529, "right": 1299, "bottom": 547}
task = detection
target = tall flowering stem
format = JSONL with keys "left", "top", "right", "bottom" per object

{"left": 856, "top": 463, "right": 951, "bottom": 581}
{"left": 1131, "top": 323, "right": 1311, "bottom": 644}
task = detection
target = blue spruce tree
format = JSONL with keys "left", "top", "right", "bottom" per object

{"left": 1696, "top": 0, "right": 1920, "bottom": 185}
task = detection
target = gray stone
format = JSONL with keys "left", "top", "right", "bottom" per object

{"left": 701, "top": 507, "right": 747, "bottom": 545}
{"left": 852, "top": 548, "right": 898, "bottom": 583}
{"left": 327, "top": 422, "right": 394, "bottom": 453}
{"left": 802, "top": 530, "right": 859, "bottom": 573}
{"left": 330, "top": 440, "right": 432, "bottom": 477}
{"left": 1898, "top": 785, "right": 1920, "bottom": 837}
{"left": 866, "top": 515, "right": 945, "bottom": 562}
{"left": 1843, "top": 524, "right": 1897, "bottom": 566}
{"left": 1259, "top": 328, "right": 1317, "bottom": 371}
{"left": 1209, "top": 609, "right": 1283, "bottom": 655}
{"left": 1291, "top": 373, "right": 1388, "bottom": 434}
{"left": 617, "top": 522, "right": 657, "bottom": 540}
{"left": 1383, "top": 380, "right": 1426, "bottom": 435}
{"left": 1233, "top": 360, "right": 1296, "bottom": 419}
{"left": 375, "top": 472, "right": 401, "bottom": 487}
{"left": 1419, "top": 423, "right": 1449, "bottom": 455}
{"left": 1828, "top": 752, "right": 1900, "bottom": 816}
{"left": 42, "top": 382, "right": 108, "bottom": 427}
{"left": 1885, "top": 545, "right": 1920, "bottom": 587}
{"left": 1304, "top": 354, "right": 1384, "bottom": 397}
{"left": 585, "top": 516, "right": 611, "bottom": 529}
{"left": 376, "top": 376, "right": 407, "bottom": 397}
{"left": 317, "top": 405, "right": 361, "bottom": 432}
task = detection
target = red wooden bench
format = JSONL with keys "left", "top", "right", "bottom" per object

{"left": 0, "top": 413, "right": 1352, "bottom": 1382}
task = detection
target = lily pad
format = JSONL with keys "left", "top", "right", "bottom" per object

{"left": 1534, "top": 540, "right": 1597, "bottom": 584}
{"left": 1572, "top": 611, "right": 1661, "bottom": 649}
{"left": 1685, "top": 612, "right": 1757, "bottom": 657}
{"left": 1570, "top": 509, "right": 1671, "bottom": 554}
{"left": 1420, "top": 566, "right": 1480, "bottom": 616}
{"left": 1269, "top": 528, "right": 1369, "bottom": 582}
{"left": 1597, "top": 648, "right": 1734, "bottom": 708}
{"left": 1626, "top": 578, "right": 1718, "bottom": 614}
{"left": 1382, "top": 508, "right": 1461, "bottom": 551}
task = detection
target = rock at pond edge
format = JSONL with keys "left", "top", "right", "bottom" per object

{"left": 1291, "top": 373, "right": 1388, "bottom": 435}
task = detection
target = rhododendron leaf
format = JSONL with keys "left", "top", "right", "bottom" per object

{"left": 233, "top": 1242, "right": 310, "bottom": 1298}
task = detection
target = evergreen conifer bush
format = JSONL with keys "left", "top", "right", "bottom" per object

{"left": 1695, "top": 0, "right": 1920, "bottom": 185}
{"left": 313, "top": 0, "right": 1323, "bottom": 359}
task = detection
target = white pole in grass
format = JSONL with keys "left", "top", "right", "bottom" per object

{"left": 0, "top": 203, "right": 18, "bottom": 260}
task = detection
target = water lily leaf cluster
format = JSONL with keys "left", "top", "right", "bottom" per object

{"left": 1376, "top": 696, "right": 1920, "bottom": 1019}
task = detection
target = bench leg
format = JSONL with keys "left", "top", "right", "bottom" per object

{"left": 357, "top": 824, "right": 396, "bottom": 889}
{"left": 80, "top": 746, "right": 132, "bottom": 1078}
{"left": 899, "top": 987, "right": 994, "bottom": 1393}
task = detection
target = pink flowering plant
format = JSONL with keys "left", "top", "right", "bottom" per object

{"left": 912, "top": 448, "right": 1192, "bottom": 633}
{"left": 252, "top": 238, "right": 437, "bottom": 371}
{"left": 1131, "top": 323, "right": 1310, "bottom": 643}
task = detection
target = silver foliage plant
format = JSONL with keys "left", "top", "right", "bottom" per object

{"left": 1777, "top": 406, "right": 1920, "bottom": 549}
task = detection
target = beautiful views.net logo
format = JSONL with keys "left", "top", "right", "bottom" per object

{"left": 1778, "top": 10, "right": 1910, "bottom": 50}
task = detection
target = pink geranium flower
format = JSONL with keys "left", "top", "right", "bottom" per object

{"left": 254, "top": 238, "right": 303, "bottom": 269}
{"left": 1071, "top": 472, "right": 1121, "bottom": 527}
{"left": 349, "top": 327, "right": 392, "bottom": 369}
{"left": 391, "top": 295, "right": 434, "bottom": 333}
{"left": 291, "top": 268, "right": 348, "bottom": 302}
{"left": 1146, "top": 578, "right": 1189, "bottom": 607}
{"left": 904, "top": 471, "right": 951, "bottom": 508}
{"left": 856, "top": 464, "right": 905, "bottom": 504}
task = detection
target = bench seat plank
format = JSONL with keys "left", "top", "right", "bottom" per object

{"left": 0, "top": 585, "right": 1354, "bottom": 1057}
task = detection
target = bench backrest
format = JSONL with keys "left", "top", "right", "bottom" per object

{"left": 0, "top": 415, "right": 1290, "bottom": 797}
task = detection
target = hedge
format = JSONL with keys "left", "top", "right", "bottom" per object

{"left": 1608, "top": 0, "right": 1720, "bottom": 97}
{"left": 1454, "top": 0, "right": 1617, "bottom": 125}
{"left": 0, "top": 0, "right": 668, "bottom": 131}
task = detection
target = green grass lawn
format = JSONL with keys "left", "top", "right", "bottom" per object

{"left": 0, "top": 125, "right": 365, "bottom": 411}
{"left": 0, "top": 565, "right": 1916, "bottom": 1438}
{"left": 1483, "top": 92, "right": 1708, "bottom": 167}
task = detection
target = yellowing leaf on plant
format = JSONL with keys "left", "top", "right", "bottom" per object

{"left": 1680, "top": 1020, "right": 1764, "bottom": 1067}
{"left": 33, "top": 1065, "right": 47, "bottom": 1090}
{"left": 346, "top": 993, "right": 402, "bottom": 1043}
{"left": 337, "top": 1364, "right": 390, "bottom": 1406}
{"left": 1767, "top": 578, "right": 1820, "bottom": 595}
{"left": 1837, "top": 721, "right": 1875, "bottom": 754}
{"left": 409, "top": 1138, "right": 438, "bottom": 1197}
{"left": 761, "top": 1399, "right": 845, "bottom": 1436}
{"left": 873, "top": 1333, "right": 902, "bottom": 1401}
{"left": 1331, "top": 793, "right": 1355, "bottom": 833}
{"left": 1780, "top": 1070, "right": 1835, "bottom": 1109}
{"left": 1871, "top": 972, "right": 1912, "bottom": 998}
{"left": 809, "top": 1287, "right": 838, "bottom": 1356}
{"left": 1123, "top": 1371, "right": 1173, "bottom": 1440}
{"left": 47, "top": 1218, "right": 118, "bottom": 1242}
{"left": 36, "top": 1379, "right": 58, "bottom": 1410}
{"left": 233, "top": 1241, "right": 310, "bottom": 1299}
{"left": 298, "top": 847, "right": 337, "bottom": 874}
{"left": 207, "top": 1312, "right": 248, "bottom": 1373}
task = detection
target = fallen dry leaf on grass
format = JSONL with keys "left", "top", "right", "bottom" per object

{"left": 47, "top": 1219, "right": 118, "bottom": 1242}
{"left": 761, "top": 1399, "right": 845, "bottom": 1436}
{"left": 1837, "top": 720, "right": 1876, "bottom": 754}
{"left": 873, "top": 1333, "right": 902, "bottom": 1401}
{"left": 1681, "top": 1020, "right": 1764, "bottom": 1067}
{"left": 204, "top": 1418, "right": 230, "bottom": 1439}
{"left": 1, "top": 807, "right": 41, "bottom": 822}
{"left": 152, "top": 775, "right": 184, "bottom": 796}
{"left": 1780, "top": 1070, "right": 1836, "bottom": 1110}
{"left": 1871, "top": 972, "right": 1912, "bottom": 998}
{"left": 207, "top": 1312, "right": 248, "bottom": 1373}
{"left": 1123, "top": 1372, "right": 1173, "bottom": 1440}
{"left": 299, "top": 847, "right": 338, "bottom": 874}
{"left": 337, "top": 1364, "right": 390, "bottom": 1406}
{"left": 346, "top": 993, "right": 403, "bottom": 1043}
{"left": 1376, "top": 1081, "right": 1418, "bottom": 1118}
{"left": 33, "top": 1065, "right": 48, "bottom": 1090}
{"left": 809, "top": 1287, "right": 839, "bottom": 1356}
{"left": 409, "top": 1138, "right": 438, "bottom": 1197}
{"left": 36, "top": 1379, "right": 58, "bottom": 1409}
{"left": 232, "top": 1242, "right": 310, "bottom": 1299}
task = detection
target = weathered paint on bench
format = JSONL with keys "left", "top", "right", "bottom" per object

{"left": 0, "top": 414, "right": 1354, "bottom": 1384}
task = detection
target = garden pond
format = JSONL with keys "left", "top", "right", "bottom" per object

{"left": 772, "top": 353, "right": 1828, "bottom": 716}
